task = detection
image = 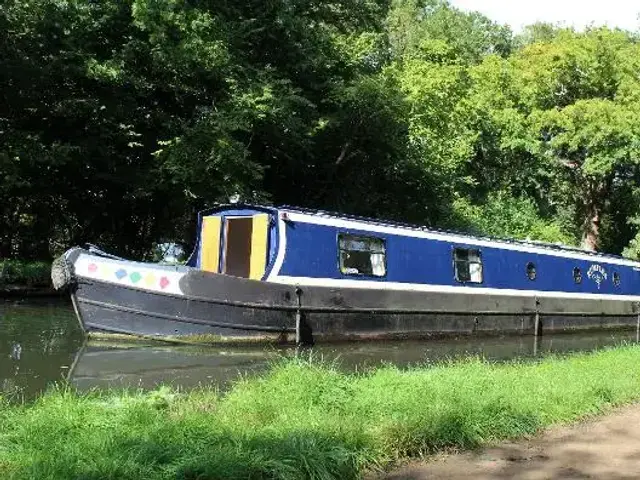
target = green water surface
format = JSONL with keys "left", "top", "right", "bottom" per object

{"left": 1, "top": 299, "right": 638, "bottom": 401}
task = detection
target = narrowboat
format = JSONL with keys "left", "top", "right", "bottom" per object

{"left": 52, "top": 204, "right": 640, "bottom": 345}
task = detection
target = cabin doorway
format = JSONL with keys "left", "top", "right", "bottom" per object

{"left": 221, "top": 214, "right": 269, "bottom": 279}
{"left": 223, "top": 217, "right": 253, "bottom": 278}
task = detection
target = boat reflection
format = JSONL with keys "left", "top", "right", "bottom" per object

{"left": 2, "top": 301, "right": 639, "bottom": 401}
{"left": 66, "top": 330, "right": 640, "bottom": 393}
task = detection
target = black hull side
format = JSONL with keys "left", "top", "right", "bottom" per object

{"left": 304, "top": 311, "right": 639, "bottom": 341}
{"left": 71, "top": 274, "right": 640, "bottom": 345}
{"left": 73, "top": 279, "right": 295, "bottom": 343}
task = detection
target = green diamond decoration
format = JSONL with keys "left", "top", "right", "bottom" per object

{"left": 129, "top": 272, "right": 142, "bottom": 283}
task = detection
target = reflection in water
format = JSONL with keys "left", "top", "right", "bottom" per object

{"left": 68, "top": 330, "right": 640, "bottom": 394}
{"left": 69, "top": 343, "right": 276, "bottom": 391}
{"left": 0, "top": 299, "right": 84, "bottom": 400}
{"left": 2, "top": 300, "right": 640, "bottom": 401}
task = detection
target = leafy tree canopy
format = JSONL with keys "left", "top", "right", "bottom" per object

{"left": 2, "top": 0, "right": 640, "bottom": 259}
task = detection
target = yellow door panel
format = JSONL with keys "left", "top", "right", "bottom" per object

{"left": 249, "top": 214, "right": 269, "bottom": 280}
{"left": 201, "top": 216, "right": 222, "bottom": 273}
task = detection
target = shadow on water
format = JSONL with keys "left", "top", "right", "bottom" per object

{"left": 2, "top": 300, "right": 639, "bottom": 401}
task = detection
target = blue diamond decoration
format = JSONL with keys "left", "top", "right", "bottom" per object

{"left": 115, "top": 269, "right": 127, "bottom": 280}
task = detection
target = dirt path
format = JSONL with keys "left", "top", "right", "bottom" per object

{"left": 379, "top": 404, "right": 640, "bottom": 479}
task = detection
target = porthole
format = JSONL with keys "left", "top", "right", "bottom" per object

{"left": 526, "top": 262, "right": 537, "bottom": 281}
{"left": 573, "top": 267, "right": 582, "bottom": 284}
{"left": 613, "top": 272, "right": 621, "bottom": 287}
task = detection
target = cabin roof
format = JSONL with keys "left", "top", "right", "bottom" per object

{"left": 207, "top": 203, "right": 636, "bottom": 263}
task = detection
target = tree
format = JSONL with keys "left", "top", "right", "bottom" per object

{"left": 387, "top": 0, "right": 512, "bottom": 64}
{"left": 511, "top": 28, "right": 640, "bottom": 250}
{"left": 534, "top": 99, "right": 640, "bottom": 250}
{"left": 3, "top": 0, "right": 640, "bottom": 261}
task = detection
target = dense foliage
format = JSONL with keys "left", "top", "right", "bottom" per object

{"left": 0, "top": 260, "right": 50, "bottom": 287}
{"left": 2, "top": 0, "right": 640, "bottom": 259}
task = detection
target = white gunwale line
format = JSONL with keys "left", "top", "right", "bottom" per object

{"left": 271, "top": 275, "right": 640, "bottom": 302}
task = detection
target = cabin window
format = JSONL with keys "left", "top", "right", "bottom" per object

{"left": 613, "top": 272, "right": 621, "bottom": 287}
{"left": 573, "top": 267, "right": 582, "bottom": 284}
{"left": 453, "top": 248, "right": 483, "bottom": 283}
{"left": 338, "top": 234, "right": 386, "bottom": 277}
{"left": 526, "top": 262, "right": 537, "bottom": 281}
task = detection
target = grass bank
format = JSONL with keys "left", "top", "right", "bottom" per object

{"left": 2, "top": 346, "right": 640, "bottom": 479}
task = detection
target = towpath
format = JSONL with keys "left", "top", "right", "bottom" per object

{"left": 378, "top": 403, "right": 640, "bottom": 479}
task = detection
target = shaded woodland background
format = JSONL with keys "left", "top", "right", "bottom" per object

{"left": 3, "top": 0, "right": 640, "bottom": 261}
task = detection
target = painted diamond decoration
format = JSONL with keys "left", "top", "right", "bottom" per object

{"left": 159, "top": 276, "right": 170, "bottom": 289}
{"left": 88, "top": 263, "right": 98, "bottom": 273}
{"left": 130, "top": 272, "right": 142, "bottom": 283}
{"left": 115, "top": 269, "right": 128, "bottom": 280}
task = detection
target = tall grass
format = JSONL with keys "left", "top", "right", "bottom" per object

{"left": 2, "top": 345, "right": 640, "bottom": 479}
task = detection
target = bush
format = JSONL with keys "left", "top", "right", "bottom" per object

{"left": 0, "top": 260, "right": 51, "bottom": 287}
{"left": 452, "top": 192, "right": 577, "bottom": 245}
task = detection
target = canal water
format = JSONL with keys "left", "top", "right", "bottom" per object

{"left": 1, "top": 299, "right": 638, "bottom": 401}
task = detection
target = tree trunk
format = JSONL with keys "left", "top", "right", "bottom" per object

{"left": 580, "top": 179, "right": 607, "bottom": 252}
{"left": 581, "top": 201, "right": 600, "bottom": 251}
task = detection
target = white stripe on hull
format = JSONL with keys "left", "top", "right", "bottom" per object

{"left": 270, "top": 275, "right": 640, "bottom": 302}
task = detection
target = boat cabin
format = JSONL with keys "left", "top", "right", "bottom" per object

{"left": 187, "top": 204, "right": 640, "bottom": 297}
